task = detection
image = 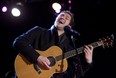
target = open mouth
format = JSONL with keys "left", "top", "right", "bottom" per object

{"left": 58, "top": 18, "right": 65, "bottom": 24}
{"left": 59, "top": 21, "right": 63, "bottom": 24}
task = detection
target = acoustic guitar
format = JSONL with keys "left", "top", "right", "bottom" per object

{"left": 14, "top": 34, "right": 114, "bottom": 78}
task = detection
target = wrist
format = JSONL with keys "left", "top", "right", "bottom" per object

{"left": 86, "top": 59, "right": 92, "bottom": 64}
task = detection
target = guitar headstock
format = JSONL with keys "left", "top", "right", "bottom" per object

{"left": 99, "top": 34, "right": 114, "bottom": 48}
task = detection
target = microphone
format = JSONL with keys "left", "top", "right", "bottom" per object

{"left": 64, "top": 26, "right": 80, "bottom": 36}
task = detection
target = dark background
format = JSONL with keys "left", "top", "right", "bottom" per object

{"left": 0, "top": 0, "right": 115, "bottom": 78}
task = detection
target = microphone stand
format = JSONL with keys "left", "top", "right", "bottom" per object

{"left": 70, "top": 35, "right": 84, "bottom": 78}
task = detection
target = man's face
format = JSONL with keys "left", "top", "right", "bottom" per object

{"left": 54, "top": 12, "right": 72, "bottom": 30}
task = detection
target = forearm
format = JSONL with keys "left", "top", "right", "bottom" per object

{"left": 13, "top": 36, "right": 40, "bottom": 63}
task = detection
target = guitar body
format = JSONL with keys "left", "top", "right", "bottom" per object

{"left": 15, "top": 46, "right": 68, "bottom": 78}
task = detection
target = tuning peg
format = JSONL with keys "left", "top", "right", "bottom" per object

{"left": 102, "top": 45, "right": 105, "bottom": 49}
{"left": 111, "top": 34, "right": 114, "bottom": 40}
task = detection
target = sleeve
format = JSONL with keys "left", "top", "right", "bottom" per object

{"left": 79, "top": 53, "right": 93, "bottom": 74}
{"left": 13, "top": 26, "right": 41, "bottom": 63}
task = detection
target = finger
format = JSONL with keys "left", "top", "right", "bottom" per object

{"left": 85, "top": 45, "right": 90, "bottom": 50}
{"left": 44, "top": 62, "right": 51, "bottom": 70}
{"left": 84, "top": 49, "right": 89, "bottom": 55}
{"left": 46, "top": 58, "right": 51, "bottom": 65}
{"left": 88, "top": 45, "right": 93, "bottom": 50}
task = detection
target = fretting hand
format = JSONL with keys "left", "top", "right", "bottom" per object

{"left": 83, "top": 45, "right": 93, "bottom": 64}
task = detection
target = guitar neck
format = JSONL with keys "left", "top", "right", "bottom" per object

{"left": 56, "top": 41, "right": 103, "bottom": 61}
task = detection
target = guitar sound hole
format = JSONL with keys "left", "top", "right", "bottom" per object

{"left": 47, "top": 56, "right": 56, "bottom": 67}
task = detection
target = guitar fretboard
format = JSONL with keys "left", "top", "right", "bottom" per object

{"left": 56, "top": 41, "right": 103, "bottom": 61}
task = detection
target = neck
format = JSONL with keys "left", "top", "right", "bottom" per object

{"left": 57, "top": 30, "right": 65, "bottom": 36}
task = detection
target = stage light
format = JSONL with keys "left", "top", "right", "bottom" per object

{"left": 52, "top": 2, "right": 61, "bottom": 13}
{"left": 11, "top": 8, "right": 21, "bottom": 17}
{"left": 10, "top": 2, "right": 23, "bottom": 17}
{"left": 50, "top": 0, "right": 71, "bottom": 14}
{"left": 2, "top": 6, "right": 7, "bottom": 12}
